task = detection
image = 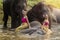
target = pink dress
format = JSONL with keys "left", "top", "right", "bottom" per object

{"left": 22, "top": 17, "right": 27, "bottom": 23}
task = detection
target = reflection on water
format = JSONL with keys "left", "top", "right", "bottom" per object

{"left": 43, "top": 24, "right": 60, "bottom": 40}
{"left": 42, "top": 34, "right": 51, "bottom": 40}
{"left": 0, "top": 24, "right": 60, "bottom": 40}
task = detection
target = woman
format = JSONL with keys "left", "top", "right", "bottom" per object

{"left": 41, "top": 14, "right": 52, "bottom": 34}
{"left": 15, "top": 10, "right": 29, "bottom": 32}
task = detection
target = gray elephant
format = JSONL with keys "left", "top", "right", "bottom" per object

{"left": 52, "top": 8, "right": 60, "bottom": 23}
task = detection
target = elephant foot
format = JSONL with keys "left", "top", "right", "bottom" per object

{"left": 9, "top": 28, "right": 16, "bottom": 31}
{"left": 3, "top": 25, "right": 8, "bottom": 30}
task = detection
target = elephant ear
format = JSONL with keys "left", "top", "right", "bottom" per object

{"left": 47, "top": 5, "right": 57, "bottom": 23}
{"left": 47, "top": 5, "right": 53, "bottom": 12}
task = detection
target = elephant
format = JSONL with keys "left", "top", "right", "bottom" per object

{"left": 3, "top": 0, "right": 27, "bottom": 29}
{"left": 52, "top": 8, "right": 60, "bottom": 23}
{"left": 27, "top": 2, "right": 53, "bottom": 29}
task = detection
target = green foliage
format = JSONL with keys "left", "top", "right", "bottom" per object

{"left": 0, "top": 0, "right": 3, "bottom": 10}
{"left": 45, "top": 0, "right": 60, "bottom": 8}
{"left": 27, "top": 0, "right": 41, "bottom": 7}
{"left": 0, "top": 0, "right": 3, "bottom": 24}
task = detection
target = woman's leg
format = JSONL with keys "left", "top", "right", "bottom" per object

{"left": 15, "top": 23, "right": 28, "bottom": 32}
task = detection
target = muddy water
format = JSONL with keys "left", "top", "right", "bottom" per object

{"left": 0, "top": 24, "right": 60, "bottom": 40}
{"left": 39, "top": 24, "right": 60, "bottom": 40}
{"left": 50, "top": 24, "right": 60, "bottom": 40}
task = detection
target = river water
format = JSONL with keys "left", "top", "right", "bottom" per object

{"left": 0, "top": 23, "right": 60, "bottom": 40}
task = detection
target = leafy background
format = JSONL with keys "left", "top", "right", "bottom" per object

{"left": 0, "top": 0, "right": 60, "bottom": 24}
